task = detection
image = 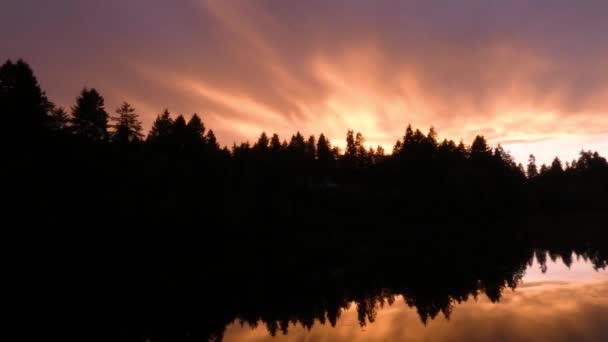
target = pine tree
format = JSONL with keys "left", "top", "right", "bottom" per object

{"left": 49, "top": 107, "right": 70, "bottom": 132}
{"left": 270, "top": 133, "right": 282, "bottom": 153}
{"left": 345, "top": 130, "right": 357, "bottom": 157}
{"left": 0, "top": 59, "right": 53, "bottom": 138}
{"left": 317, "top": 133, "right": 333, "bottom": 163}
{"left": 550, "top": 157, "right": 564, "bottom": 174}
{"left": 206, "top": 129, "right": 219, "bottom": 150}
{"left": 470, "top": 135, "right": 491, "bottom": 156}
{"left": 427, "top": 127, "right": 438, "bottom": 148}
{"left": 71, "top": 88, "right": 109, "bottom": 141}
{"left": 110, "top": 102, "right": 143, "bottom": 144}
{"left": 288, "top": 132, "right": 306, "bottom": 157}
{"left": 393, "top": 140, "right": 402, "bottom": 155}
{"left": 527, "top": 155, "right": 539, "bottom": 179}
{"left": 147, "top": 109, "right": 173, "bottom": 144}
{"left": 375, "top": 145, "right": 385, "bottom": 158}
{"left": 403, "top": 124, "right": 414, "bottom": 149}
{"left": 305, "top": 135, "right": 316, "bottom": 160}
{"left": 186, "top": 114, "right": 205, "bottom": 144}
{"left": 355, "top": 132, "right": 366, "bottom": 160}
{"left": 254, "top": 132, "right": 270, "bottom": 152}
{"left": 172, "top": 115, "right": 188, "bottom": 148}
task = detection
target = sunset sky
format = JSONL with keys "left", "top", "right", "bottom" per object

{"left": 2, "top": 0, "right": 608, "bottom": 165}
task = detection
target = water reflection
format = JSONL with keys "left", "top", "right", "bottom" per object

{"left": 117, "top": 223, "right": 607, "bottom": 342}
{"left": 223, "top": 254, "right": 608, "bottom": 342}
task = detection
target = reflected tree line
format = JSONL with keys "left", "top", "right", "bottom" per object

{"left": 3, "top": 59, "right": 608, "bottom": 226}
{"left": 108, "top": 219, "right": 606, "bottom": 342}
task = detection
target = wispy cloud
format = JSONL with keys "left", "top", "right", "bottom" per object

{"left": 2, "top": 0, "right": 608, "bottom": 163}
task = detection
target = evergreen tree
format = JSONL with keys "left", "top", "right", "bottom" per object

{"left": 49, "top": 107, "right": 70, "bottom": 132}
{"left": 470, "top": 135, "right": 491, "bottom": 156}
{"left": 527, "top": 155, "right": 539, "bottom": 179}
{"left": 110, "top": 102, "right": 143, "bottom": 144}
{"left": 0, "top": 59, "right": 53, "bottom": 137}
{"left": 172, "top": 115, "right": 188, "bottom": 148}
{"left": 345, "top": 130, "right": 357, "bottom": 158}
{"left": 71, "top": 88, "right": 109, "bottom": 141}
{"left": 254, "top": 132, "right": 270, "bottom": 152}
{"left": 403, "top": 124, "right": 414, "bottom": 149}
{"left": 288, "top": 132, "right": 306, "bottom": 157}
{"left": 456, "top": 140, "right": 467, "bottom": 157}
{"left": 206, "top": 129, "right": 219, "bottom": 150}
{"left": 186, "top": 114, "right": 205, "bottom": 144}
{"left": 147, "top": 109, "right": 173, "bottom": 144}
{"left": 550, "top": 157, "right": 564, "bottom": 174}
{"left": 270, "top": 133, "right": 282, "bottom": 153}
{"left": 305, "top": 135, "right": 316, "bottom": 160}
{"left": 393, "top": 140, "right": 402, "bottom": 155}
{"left": 426, "top": 127, "right": 438, "bottom": 148}
{"left": 375, "top": 145, "right": 385, "bottom": 158}
{"left": 317, "top": 133, "right": 333, "bottom": 163}
{"left": 355, "top": 132, "right": 366, "bottom": 160}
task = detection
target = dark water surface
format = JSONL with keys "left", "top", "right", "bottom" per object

{"left": 75, "top": 217, "right": 606, "bottom": 342}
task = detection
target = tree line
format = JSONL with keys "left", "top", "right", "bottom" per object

{"left": 3, "top": 59, "right": 607, "bottom": 225}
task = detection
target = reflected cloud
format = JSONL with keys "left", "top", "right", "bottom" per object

{"left": 224, "top": 280, "right": 608, "bottom": 342}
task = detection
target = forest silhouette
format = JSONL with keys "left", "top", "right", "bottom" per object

{"left": 3, "top": 59, "right": 608, "bottom": 341}
{"left": 3, "top": 59, "right": 607, "bottom": 227}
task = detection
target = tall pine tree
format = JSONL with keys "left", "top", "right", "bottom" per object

{"left": 71, "top": 88, "right": 109, "bottom": 142}
{"left": 110, "top": 102, "right": 143, "bottom": 144}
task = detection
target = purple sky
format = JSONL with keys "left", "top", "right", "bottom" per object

{"left": 2, "top": 0, "right": 608, "bottom": 164}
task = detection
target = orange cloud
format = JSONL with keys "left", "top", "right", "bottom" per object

{"left": 5, "top": 0, "right": 608, "bottom": 164}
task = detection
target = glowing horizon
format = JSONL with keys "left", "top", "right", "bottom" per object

{"left": 3, "top": 0, "right": 608, "bottom": 165}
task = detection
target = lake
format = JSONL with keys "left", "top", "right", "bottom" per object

{"left": 221, "top": 253, "right": 608, "bottom": 341}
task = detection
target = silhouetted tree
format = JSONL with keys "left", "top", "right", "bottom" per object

{"left": 172, "top": 114, "right": 188, "bottom": 149}
{"left": 206, "top": 129, "right": 219, "bottom": 150}
{"left": 355, "top": 132, "right": 366, "bottom": 162}
{"left": 393, "top": 140, "right": 402, "bottom": 155}
{"left": 345, "top": 130, "right": 357, "bottom": 158}
{"left": 269, "top": 134, "right": 282, "bottom": 154}
{"left": 147, "top": 109, "right": 173, "bottom": 144}
{"left": 0, "top": 59, "right": 53, "bottom": 138}
{"left": 186, "top": 114, "right": 206, "bottom": 143}
{"left": 317, "top": 134, "right": 333, "bottom": 163}
{"left": 427, "top": 127, "right": 438, "bottom": 149}
{"left": 527, "top": 155, "right": 539, "bottom": 179}
{"left": 470, "top": 135, "right": 491, "bottom": 157}
{"left": 550, "top": 157, "right": 564, "bottom": 174}
{"left": 344, "top": 130, "right": 368, "bottom": 168}
{"left": 110, "top": 102, "right": 143, "bottom": 144}
{"left": 254, "top": 132, "right": 270, "bottom": 152}
{"left": 402, "top": 124, "right": 414, "bottom": 151}
{"left": 49, "top": 107, "right": 70, "bottom": 132}
{"left": 288, "top": 132, "right": 306, "bottom": 159}
{"left": 305, "top": 135, "right": 316, "bottom": 160}
{"left": 71, "top": 88, "right": 108, "bottom": 141}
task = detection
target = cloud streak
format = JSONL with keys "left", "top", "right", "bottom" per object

{"left": 2, "top": 0, "right": 608, "bottom": 163}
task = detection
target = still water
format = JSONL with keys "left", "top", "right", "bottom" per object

{"left": 222, "top": 254, "right": 608, "bottom": 342}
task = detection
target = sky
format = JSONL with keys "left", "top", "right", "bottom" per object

{"left": 2, "top": 0, "right": 608, "bottom": 165}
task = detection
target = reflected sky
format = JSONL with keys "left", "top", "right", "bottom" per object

{"left": 223, "top": 254, "right": 608, "bottom": 342}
